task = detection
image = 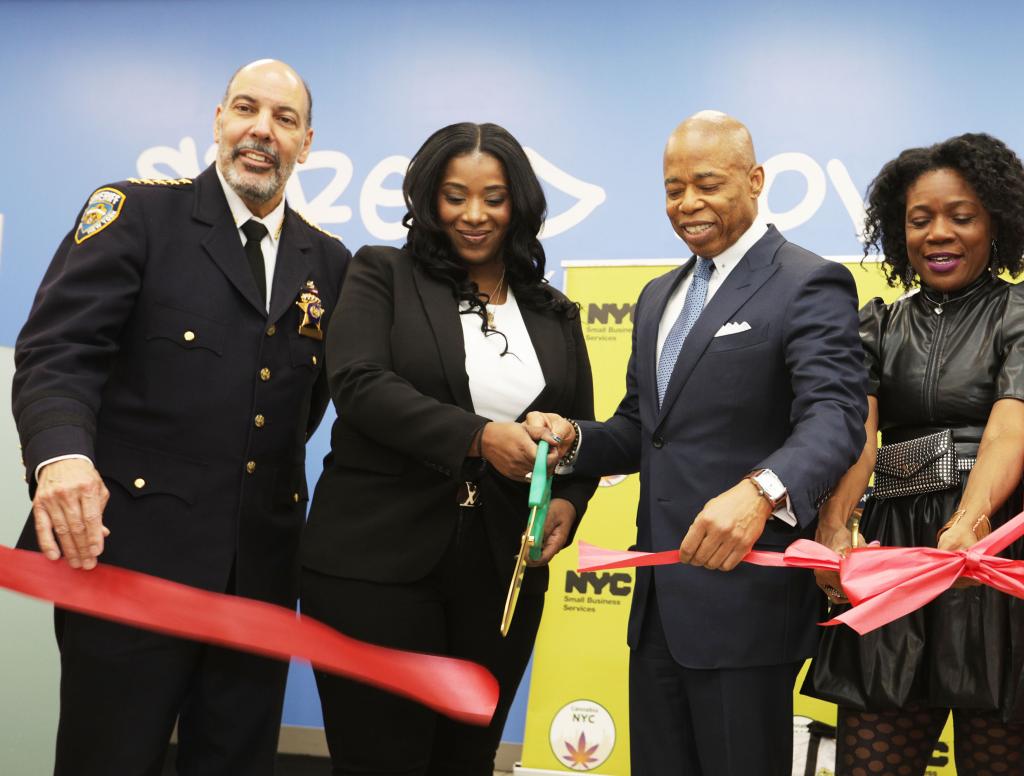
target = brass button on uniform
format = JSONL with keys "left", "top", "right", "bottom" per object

{"left": 133, "top": 478, "right": 146, "bottom": 489}
{"left": 245, "top": 461, "right": 256, "bottom": 474}
{"left": 183, "top": 330, "right": 196, "bottom": 342}
{"left": 266, "top": 324, "right": 277, "bottom": 337}
{"left": 311, "top": 355, "right": 318, "bottom": 366}
{"left": 259, "top": 367, "right": 271, "bottom": 381}
{"left": 254, "top": 414, "right": 266, "bottom": 428}
{"left": 292, "top": 492, "right": 300, "bottom": 503}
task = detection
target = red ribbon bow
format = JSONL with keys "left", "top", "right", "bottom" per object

{"left": 577, "top": 510, "right": 1024, "bottom": 635}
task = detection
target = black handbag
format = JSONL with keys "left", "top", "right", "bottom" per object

{"left": 873, "top": 429, "right": 958, "bottom": 500}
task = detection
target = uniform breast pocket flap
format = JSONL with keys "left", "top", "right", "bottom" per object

{"left": 145, "top": 304, "right": 226, "bottom": 355}
{"left": 97, "top": 439, "right": 204, "bottom": 506}
{"left": 288, "top": 333, "right": 324, "bottom": 370}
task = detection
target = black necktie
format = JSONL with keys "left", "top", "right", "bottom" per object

{"left": 241, "top": 219, "right": 269, "bottom": 306}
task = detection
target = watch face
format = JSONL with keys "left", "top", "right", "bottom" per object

{"left": 755, "top": 470, "right": 786, "bottom": 501}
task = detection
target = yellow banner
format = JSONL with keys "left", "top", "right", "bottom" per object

{"left": 519, "top": 259, "right": 957, "bottom": 775}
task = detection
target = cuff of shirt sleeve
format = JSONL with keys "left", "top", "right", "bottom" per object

{"left": 772, "top": 493, "right": 798, "bottom": 527}
{"left": 23, "top": 424, "right": 96, "bottom": 484}
{"left": 35, "top": 454, "right": 93, "bottom": 484}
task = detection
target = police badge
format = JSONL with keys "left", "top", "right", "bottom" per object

{"left": 295, "top": 280, "right": 324, "bottom": 340}
{"left": 75, "top": 187, "right": 126, "bottom": 244}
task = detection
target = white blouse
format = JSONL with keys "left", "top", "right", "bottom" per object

{"left": 460, "top": 286, "right": 546, "bottom": 422}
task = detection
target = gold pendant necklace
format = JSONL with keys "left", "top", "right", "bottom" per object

{"left": 483, "top": 268, "right": 506, "bottom": 329}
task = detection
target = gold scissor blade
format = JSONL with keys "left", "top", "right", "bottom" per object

{"left": 500, "top": 520, "right": 537, "bottom": 637}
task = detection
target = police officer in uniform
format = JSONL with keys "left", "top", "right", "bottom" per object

{"left": 12, "top": 59, "right": 351, "bottom": 775}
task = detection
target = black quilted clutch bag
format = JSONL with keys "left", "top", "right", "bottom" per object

{"left": 873, "top": 429, "right": 958, "bottom": 500}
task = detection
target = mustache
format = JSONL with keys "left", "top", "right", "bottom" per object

{"left": 232, "top": 142, "right": 280, "bottom": 170}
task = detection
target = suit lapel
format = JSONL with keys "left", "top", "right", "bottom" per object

{"left": 268, "top": 209, "right": 313, "bottom": 325}
{"left": 519, "top": 303, "right": 566, "bottom": 417}
{"left": 657, "top": 227, "right": 784, "bottom": 422}
{"left": 194, "top": 166, "right": 266, "bottom": 315}
{"left": 412, "top": 265, "right": 475, "bottom": 412}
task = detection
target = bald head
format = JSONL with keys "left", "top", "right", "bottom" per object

{"left": 223, "top": 59, "right": 312, "bottom": 127}
{"left": 662, "top": 111, "right": 764, "bottom": 258}
{"left": 668, "top": 111, "right": 756, "bottom": 173}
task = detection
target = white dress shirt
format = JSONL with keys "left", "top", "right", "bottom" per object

{"left": 215, "top": 166, "right": 285, "bottom": 313}
{"left": 655, "top": 217, "right": 767, "bottom": 361}
{"left": 460, "top": 287, "right": 546, "bottom": 422}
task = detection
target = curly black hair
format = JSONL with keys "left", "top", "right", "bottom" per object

{"left": 401, "top": 122, "right": 577, "bottom": 338}
{"left": 863, "top": 132, "right": 1024, "bottom": 289}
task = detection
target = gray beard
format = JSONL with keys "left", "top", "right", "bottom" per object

{"left": 218, "top": 143, "right": 295, "bottom": 205}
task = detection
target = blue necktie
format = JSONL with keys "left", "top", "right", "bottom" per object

{"left": 656, "top": 257, "right": 714, "bottom": 406}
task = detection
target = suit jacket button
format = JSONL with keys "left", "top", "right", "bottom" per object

{"left": 183, "top": 330, "right": 196, "bottom": 342}
{"left": 266, "top": 324, "right": 277, "bottom": 337}
{"left": 259, "top": 367, "right": 271, "bottom": 381}
{"left": 133, "top": 478, "right": 146, "bottom": 489}
{"left": 245, "top": 460, "right": 256, "bottom": 474}
{"left": 652, "top": 436, "right": 664, "bottom": 449}
{"left": 254, "top": 414, "right": 266, "bottom": 428}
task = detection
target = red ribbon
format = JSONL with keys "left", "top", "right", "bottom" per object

{"left": 0, "top": 545, "right": 498, "bottom": 725}
{"left": 577, "top": 510, "right": 1024, "bottom": 636}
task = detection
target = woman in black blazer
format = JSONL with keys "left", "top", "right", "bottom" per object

{"left": 300, "top": 122, "right": 597, "bottom": 776}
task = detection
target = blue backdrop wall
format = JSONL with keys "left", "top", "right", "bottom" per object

{"left": 2, "top": 0, "right": 1023, "bottom": 744}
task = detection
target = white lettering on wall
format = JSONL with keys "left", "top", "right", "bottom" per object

{"left": 760, "top": 152, "right": 827, "bottom": 232}
{"left": 760, "top": 152, "right": 867, "bottom": 243}
{"left": 136, "top": 138, "right": 607, "bottom": 240}
{"left": 525, "top": 148, "right": 607, "bottom": 238}
{"left": 826, "top": 158, "right": 868, "bottom": 243}
{"left": 359, "top": 155, "right": 409, "bottom": 241}
{"left": 137, "top": 137, "right": 203, "bottom": 179}
{"left": 287, "top": 151, "right": 355, "bottom": 225}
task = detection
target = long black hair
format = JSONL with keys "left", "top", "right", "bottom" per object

{"left": 402, "top": 122, "right": 577, "bottom": 328}
{"left": 863, "top": 132, "right": 1024, "bottom": 289}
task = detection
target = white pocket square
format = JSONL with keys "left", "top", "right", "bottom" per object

{"left": 714, "top": 321, "right": 752, "bottom": 337}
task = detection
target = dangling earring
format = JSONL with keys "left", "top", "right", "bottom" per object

{"left": 990, "top": 238, "right": 1000, "bottom": 278}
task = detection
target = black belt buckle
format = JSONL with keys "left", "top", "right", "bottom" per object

{"left": 458, "top": 481, "right": 482, "bottom": 508}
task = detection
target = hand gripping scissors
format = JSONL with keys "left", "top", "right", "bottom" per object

{"left": 499, "top": 441, "right": 550, "bottom": 637}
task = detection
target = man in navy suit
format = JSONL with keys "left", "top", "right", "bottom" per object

{"left": 13, "top": 60, "right": 350, "bottom": 775}
{"left": 533, "top": 112, "right": 866, "bottom": 774}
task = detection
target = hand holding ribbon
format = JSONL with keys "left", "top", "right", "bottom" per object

{"left": 577, "top": 509, "right": 1024, "bottom": 636}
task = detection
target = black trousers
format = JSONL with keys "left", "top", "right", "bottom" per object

{"left": 52, "top": 607, "right": 289, "bottom": 776}
{"left": 629, "top": 584, "right": 801, "bottom": 776}
{"left": 301, "top": 506, "right": 544, "bottom": 776}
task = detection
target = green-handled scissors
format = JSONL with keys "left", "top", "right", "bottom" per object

{"left": 500, "top": 440, "right": 551, "bottom": 637}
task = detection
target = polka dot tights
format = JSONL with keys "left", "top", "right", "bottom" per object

{"left": 837, "top": 706, "right": 1024, "bottom": 776}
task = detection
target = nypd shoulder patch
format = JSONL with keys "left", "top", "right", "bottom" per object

{"left": 75, "top": 187, "right": 127, "bottom": 245}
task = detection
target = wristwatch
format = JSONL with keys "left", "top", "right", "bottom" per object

{"left": 746, "top": 468, "right": 787, "bottom": 510}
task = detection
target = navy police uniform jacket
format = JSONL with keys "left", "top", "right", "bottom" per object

{"left": 13, "top": 164, "right": 351, "bottom": 607}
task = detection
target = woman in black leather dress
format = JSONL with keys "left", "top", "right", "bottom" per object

{"left": 803, "top": 133, "right": 1024, "bottom": 775}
